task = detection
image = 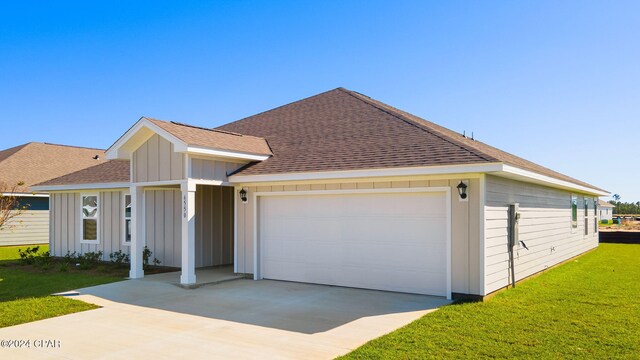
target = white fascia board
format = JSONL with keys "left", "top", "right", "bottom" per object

{"left": 498, "top": 165, "right": 609, "bottom": 196}
{"left": 105, "top": 118, "right": 187, "bottom": 160}
{"left": 186, "top": 146, "right": 270, "bottom": 161}
{"left": 0, "top": 192, "right": 49, "bottom": 197}
{"left": 30, "top": 182, "right": 131, "bottom": 192}
{"left": 229, "top": 163, "right": 504, "bottom": 183}
{"left": 228, "top": 161, "right": 607, "bottom": 197}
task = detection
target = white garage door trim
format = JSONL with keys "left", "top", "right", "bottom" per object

{"left": 252, "top": 187, "right": 452, "bottom": 299}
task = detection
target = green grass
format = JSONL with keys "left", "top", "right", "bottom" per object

{"left": 341, "top": 244, "right": 640, "bottom": 359}
{"left": 0, "top": 244, "right": 49, "bottom": 261}
{"left": 0, "top": 245, "right": 125, "bottom": 328}
{"left": 0, "top": 296, "right": 97, "bottom": 328}
{"left": 0, "top": 264, "right": 124, "bottom": 301}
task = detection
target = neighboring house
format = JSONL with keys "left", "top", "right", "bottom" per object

{"left": 32, "top": 88, "right": 607, "bottom": 299}
{"left": 0, "top": 142, "right": 104, "bottom": 246}
{"left": 598, "top": 200, "right": 615, "bottom": 221}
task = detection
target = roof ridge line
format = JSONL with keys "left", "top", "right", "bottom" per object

{"left": 0, "top": 143, "right": 30, "bottom": 162}
{"left": 169, "top": 121, "right": 245, "bottom": 137}
{"left": 41, "top": 142, "right": 105, "bottom": 151}
{"left": 146, "top": 118, "right": 265, "bottom": 141}
{"left": 338, "top": 89, "right": 499, "bottom": 163}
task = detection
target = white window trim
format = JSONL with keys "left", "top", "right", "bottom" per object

{"left": 570, "top": 194, "right": 578, "bottom": 232}
{"left": 584, "top": 196, "right": 589, "bottom": 237}
{"left": 80, "top": 193, "right": 100, "bottom": 244}
{"left": 593, "top": 199, "right": 598, "bottom": 234}
{"left": 122, "top": 192, "right": 132, "bottom": 246}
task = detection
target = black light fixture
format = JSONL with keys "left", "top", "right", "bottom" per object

{"left": 456, "top": 181, "right": 468, "bottom": 199}
{"left": 239, "top": 188, "right": 248, "bottom": 203}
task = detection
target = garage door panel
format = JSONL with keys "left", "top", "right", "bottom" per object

{"left": 259, "top": 191, "right": 448, "bottom": 296}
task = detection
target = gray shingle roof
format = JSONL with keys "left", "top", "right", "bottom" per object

{"left": 145, "top": 118, "right": 272, "bottom": 156}
{"left": 33, "top": 88, "right": 604, "bottom": 192}
{"left": 218, "top": 87, "right": 604, "bottom": 192}
{"left": 35, "top": 160, "right": 130, "bottom": 187}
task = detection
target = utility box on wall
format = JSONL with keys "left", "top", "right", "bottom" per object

{"left": 508, "top": 203, "right": 520, "bottom": 248}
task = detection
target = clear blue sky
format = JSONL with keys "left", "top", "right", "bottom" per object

{"left": 1, "top": 1, "right": 638, "bottom": 201}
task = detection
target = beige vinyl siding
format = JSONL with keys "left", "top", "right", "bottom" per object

{"left": 195, "top": 185, "right": 234, "bottom": 267}
{"left": 484, "top": 175, "right": 598, "bottom": 294}
{"left": 0, "top": 210, "right": 49, "bottom": 246}
{"left": 132, "top": 134, "right": 184, "bottom": 182}
{"left": 145, "top": 189, "right": 181, "bottom": 267}
{"left": 49, "top": 191, "right": 129, "bottom": 261}
{"left": 190, "top": 158, "right": 247, "bottom": 182}
{"left": 235, "top": 177, "right": 483, "bottom": 295}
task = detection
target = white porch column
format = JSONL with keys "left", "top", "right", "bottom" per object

{"left": 129, "top": 185, "right": 145, "bottom": 279}
{"left": 180, "top": 181, "right": 197, "bottom": 285}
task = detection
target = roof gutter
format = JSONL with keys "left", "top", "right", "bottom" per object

{"left": 184, "top": 146, "right": 270, "bottom": 161}
{"left": 31, "top": 182, "right": 131, "bottom": 192}
{"left": 0, "top": 192, "right": 49, "bottom": 197}
{"left": 229, "top": 162, "right": 608, "bottom": 196}
{"left": 496, "top": 165, "right": 609, "bottom": 196}
{"left": 229, "top": 163, "right": 504, "bottom": 183}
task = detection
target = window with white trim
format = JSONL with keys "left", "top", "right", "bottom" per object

{"left": 584, "top": 197, "right": 589, "bottom": 236}
{"left": 571, "top": 194, "right": 578, "bottom": 229}
{"left": 124, "top": 194, "right": 132, "bottom": 244}
{"left": 593, "top": 199, "right": 598, "bottom": 233}
{"left": 81, "top": 194, "right": 99, "bottom": 242}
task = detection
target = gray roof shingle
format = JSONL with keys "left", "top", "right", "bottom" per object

{"left": 145, "top": 118, "right": 272, "bottom": 156}
{"left": 218, "top": 88, "right": 603, "bottom": 192}
{"left": 35, "top": 160, "right": 130, "bottom": 187}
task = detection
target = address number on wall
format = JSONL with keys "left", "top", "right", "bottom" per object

{"left": 183, "top": 195, "right": 187, "bottom": 219}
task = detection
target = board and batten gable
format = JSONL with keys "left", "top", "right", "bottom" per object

{"left": 132, "top": 134, "right": 184, "bottom": 182}
{"left": 49, "top": 191, "right": 129, "bottom": 261}
{"left": 234, "top": 176, "right": 483, "bottom": 296}
{"left": 484, "top": 175, "right": 599, "bottom": 294}
{"left": 131, "top": 133, "right": 249, "bottom": 184}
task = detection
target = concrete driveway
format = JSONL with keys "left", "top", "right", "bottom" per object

{"left": 0, "top": 276, "right": 450, "bottom": 359}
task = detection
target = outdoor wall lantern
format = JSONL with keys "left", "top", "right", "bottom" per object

{"left": 239, "top": 188, "right": 248, "bottom": 203}
{"left": 457, "top": 181, "right": 468, "bottom": 200}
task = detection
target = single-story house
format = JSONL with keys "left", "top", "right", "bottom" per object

{"left": 32, "top": 88, "right": 607, "bottom": 299}
{"left": 598, "top": 200, "right": 615, "bottom": 221}
{"left": 0, "top": 142, "right": 105, "bottom": 246}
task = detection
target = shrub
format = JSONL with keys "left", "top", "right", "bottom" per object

{"left": 58, "top": 263, "right": 69, "bottom": 272}
{"left": 63, "top": 251, "right": 79, "bottom": 265}
{"left": 79, "top": 251, "right": 103, "bottom": 270}
{"left": 109, "top": 250, "right": 130, "bottom": 265}
{"left": 33, "top": 251, "right": 51, "bottom": 268}
{"left": 142, "top": 246, "right": 161, "bottom": 270}
{"left": 18, "top": 246, "right": 41, "bottom": 265}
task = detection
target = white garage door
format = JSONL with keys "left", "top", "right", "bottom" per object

{"left": 258, "top": 190, "right": 448, "bottom": 296}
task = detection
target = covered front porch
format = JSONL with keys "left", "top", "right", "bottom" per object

{"left": 104, "top": 117, "right": 271, "bottom": 286}
{"left": 128, "top": 181, "right": 238, "bottom": 286}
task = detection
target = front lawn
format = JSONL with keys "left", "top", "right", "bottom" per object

{"left": 0, "top": 245, "right": 126, "bottom": 328}
{"left": 341, "top": 244, "right": 640, "bottom": 359}
{"left": 0, "top": 244, "right": 49, "bottom": 261}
